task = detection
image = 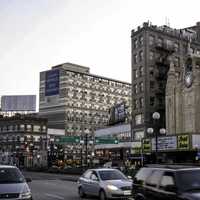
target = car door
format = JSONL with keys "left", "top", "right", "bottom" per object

{"left": 145, "top": 170, "right": 163, "bottom": 200}
{"left": 87, "top": 171, "right": 100, "bottom": 196}
{"left": 80, "top": 170, "right": 93, "bottom": 194}
{"left": 157, "top": 171, "right": 177, "bottom": 200}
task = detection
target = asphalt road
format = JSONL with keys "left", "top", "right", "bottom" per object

{"left": 24, "top": 171, "right": 133, "bottom": 200}
{"left": 29, "top": 179, "right": 89, "bottom": 200}
{"left": 23, "top": 171, "right": 93, "bottom": 200}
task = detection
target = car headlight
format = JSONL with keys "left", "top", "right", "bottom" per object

{"left": 107, "top": 184, "right": 119, "bottom": 191}
{"left": 19, "top": 191, "right": 32, "bottom": 199}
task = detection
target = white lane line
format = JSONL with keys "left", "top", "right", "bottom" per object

{"left": 45, "top": 193, "right": 64, "bottom": 200}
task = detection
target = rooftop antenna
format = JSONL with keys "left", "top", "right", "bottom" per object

{"left": 165, "top": 17, "right": 170, "bottom": 27}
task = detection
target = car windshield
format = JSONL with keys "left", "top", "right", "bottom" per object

{"left": 0, "top": 168, "right": 25, "bottom": 184}
{"left": 178, "top": 170, "right": 200, "bottom": 191}
{"left": 98, "top": 170, "right": 127, "bottom": 181}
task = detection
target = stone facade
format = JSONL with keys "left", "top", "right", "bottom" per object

{"left": 131, "top": 22, "right": 200, "bottom": 139}
{"left": 166, "top": 51, "right": 200, "bottom": 134}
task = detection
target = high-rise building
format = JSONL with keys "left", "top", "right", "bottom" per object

{"left": 39, "top": 63, "right": 131, "bottom": 136}
{"left": 131, "top": 21, "right": 200, "bottom": 139}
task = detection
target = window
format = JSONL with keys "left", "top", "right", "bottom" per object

{"left": 135, "top": 114, "right": 144, "bottom": 125}
{"left": 91, "top": 172, "right": 99, "bottom": 181}
{"left": 150, "top": 81, "right": 155, "bottom": 89}
{"left": 20, "top": 125, "right": 25, "bottom": 131}
{"left": 149, "top": 35, "right": 155, "bottom": 46}
{"left": 174, "top": 57, "right": 179, "bottom": 67}
{"left": 149, "top": 51, "right": 154, "bottom": 60}
{"left": 134, "top": 84, "right": 138, "bottom": 94}
{"left": 166, "top": 39, "right": 173, "bottom": 48}
{"left": 134, "top": 54, "right": 138, "bottom": 64}
{"left": 150, "top": 97, "right": 155, "bottom": 106}
{"left": 139, "top": 66, "right": 144, "bottom": 76}
{"left": 134, "top": 69, "right": 139, "bottom": 79}
{"left": 157, "top": 37, "right": 163, "bottom": 47}
{"left": 139, "top": 97, "right": 144, "bottom": 108}
{"left": 174, "top": 42, "right": 179, "bottom": 52}
{"left": 83, "top": 170, "right": 92, "bottom": 179}
{"left": 146, "top": 170, "right": 162, "bottom": 187}
{"left": 33, "top": 125, "right": 40, "bottom": 132}
{"left": 133, "top": 168, "right": 152, "bottom": 185}
{"left": 139, "top": 51, "right": 144, "bottom": 62}
{"left": 135, "top": 131, "right": 144, "bottom": 140}
{"left": 160, "top": 172, "right": 175, "bottom": 190}
{"left": 139, "top": 82, "right": 144, "bottom": 92}
{"left": 133, "top": 39, "right": 138, "bottom": 49}
{"left": 139, "top": 36, "right": 144, "bottom": 46}
{"left": 26, "top": 125, "right": 32, "bottom": 132}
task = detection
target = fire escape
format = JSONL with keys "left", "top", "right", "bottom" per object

{"left": 153, "top": 42, "right": 174, "bottom": 129}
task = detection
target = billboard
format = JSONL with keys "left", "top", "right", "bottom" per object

{"left": 108, "top": 102, "right": 126, "bottom": 125}
{"left": 1, "top": 95, "right": 36, "bottom": 111}
{"left": 45, "top": 69, "right": 60, "bottom": 96}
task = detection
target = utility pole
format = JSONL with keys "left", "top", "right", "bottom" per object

{"left": 85, "top": 133, "right": 88, "bottom": 167}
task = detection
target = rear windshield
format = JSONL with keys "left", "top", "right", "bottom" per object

{"left": 99, "top": 170, "right": 127, "bottom": 181}
{"left": 0, "top": 168, "right": 25, "bottom": 184}
{"left": 177, "top": 170, "right": 200, "bottom": 191}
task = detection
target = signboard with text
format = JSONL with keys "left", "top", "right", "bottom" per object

{"left": 142, "top": 139, "right": 151, "bottom": 153}
{"left": 177, "top": 135, "right": 190, "bottom": 150}
{"left": 152, "top": 136, "right": 177, "bottom": 151}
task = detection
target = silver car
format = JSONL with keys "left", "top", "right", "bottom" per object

{"left": 78, "top": 168, "right": 132, "bottom": 200}
{"left": 0, "top": 165, "right": 32, "bottom": 200}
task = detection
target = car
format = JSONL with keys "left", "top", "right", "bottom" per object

{"left": 78, "top": 168, "right": 132, "bottom": 200}
{"left": 0, "top": 165, "right": 32, "bottom": 200}
{"left": 132, "top": 164, "right": 200, "bottom": 200}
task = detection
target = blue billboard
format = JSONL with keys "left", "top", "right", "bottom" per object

{"left": 45, "top": 69, "right": 60, "bottom": 96}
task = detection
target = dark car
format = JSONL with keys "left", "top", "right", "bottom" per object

{"left": 132, "top": 164, "right": 200, "bottom": 200}
{"left": 0, "top": 165, "right": 32, "bottom": 200}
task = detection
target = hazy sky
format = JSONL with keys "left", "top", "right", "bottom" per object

{"left": 1, "top": 0, "right": 200, "bottom": 103}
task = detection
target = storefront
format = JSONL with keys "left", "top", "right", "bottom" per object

{"left": 142, "top": 134, "right": 200, "bottom": 164}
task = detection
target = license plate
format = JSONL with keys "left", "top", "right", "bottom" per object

{"left": 124, "top": 190, "right": 131, "bottom": 195}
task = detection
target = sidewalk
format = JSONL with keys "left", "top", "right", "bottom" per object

{"left": 22, "top": 171, "right": 80, "bottom": 182}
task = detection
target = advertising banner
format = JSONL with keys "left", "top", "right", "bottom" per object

{"left": 177, "top": 134, "right": 190, "bottom": 150}
{"left": 45, "top": 69, "right": 60, "bottom": 96}
{"left": 1, "top": 95, "right": 36, "bottom": 111}
{"left": 152, "top": 136, "right": 177, "bottom": 151}
{"left": 142, "top": 139, "right": 151, "bottom": 153}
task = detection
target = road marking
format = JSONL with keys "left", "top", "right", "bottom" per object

{"left": 45, "top": 193, "right": 64, "bottom": 200}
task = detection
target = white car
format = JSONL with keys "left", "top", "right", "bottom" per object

{"left": 0, "top": 165, "right": 32, "bottom": 200}
{"left": 78, "top": 168, "right": 132, "bottom": 200}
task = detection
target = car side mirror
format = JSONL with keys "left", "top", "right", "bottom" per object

{"left": 165, "top": 185, "right": 177, "bottom": 193}
{"left": 25, "top": 177, "right": 32, "bottom": 183}
{"left": 91, "top": 176, "right": 99, "bottom": 182}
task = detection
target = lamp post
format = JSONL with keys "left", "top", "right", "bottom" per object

{"left": 147, "top": 112, "right": 167, "bottom": 164}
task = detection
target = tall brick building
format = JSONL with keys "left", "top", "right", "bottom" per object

{"left": 131, "top": 22, "right": 200, "bottom": 139}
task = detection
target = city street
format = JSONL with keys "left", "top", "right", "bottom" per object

{"left": 23, "top": 171, "right": 92, "bottom": 200}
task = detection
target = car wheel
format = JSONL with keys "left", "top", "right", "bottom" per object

{"left": 78, "top": 187, "right": 86, "bottom": 198}
{"left": 99, "top": 190, "right": 107, "bottom": 200}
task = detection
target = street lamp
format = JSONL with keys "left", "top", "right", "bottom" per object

{"left": 147, "top": 112, "right": 166, "bottom": 163}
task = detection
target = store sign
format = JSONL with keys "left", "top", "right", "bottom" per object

{"left": 142, "top": 139, "right": 151, "bottom": 153}
{"left": 152, "top": 136, "right": 177, "bottom": 151}
{"left": 177, "top": 135, "right": 190, "bottom": 150}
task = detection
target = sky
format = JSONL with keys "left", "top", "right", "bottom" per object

{"left": 0, "top": 0, "right": 200, "bottom": 107}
